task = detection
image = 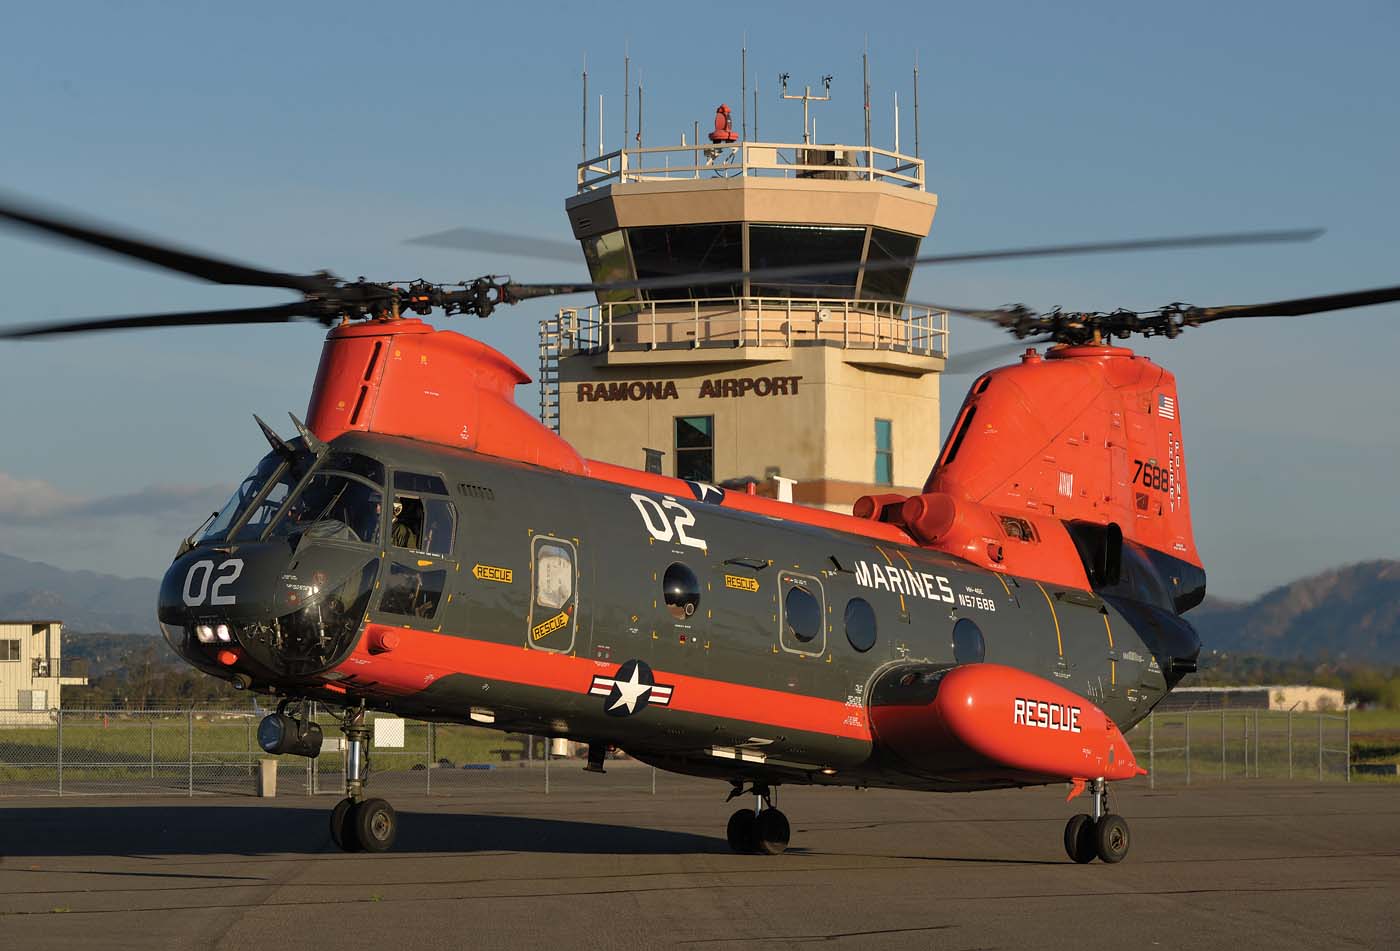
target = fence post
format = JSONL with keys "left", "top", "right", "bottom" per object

{"left": 57, "top": 708, "right": 64, "bottom": 797}
{"left": 1253, "top": 709, "right": 1259, "bottom": 778}
{"left": 651, "top": 766, "right": 656, "bottom": 796}
{"left": 187, "top": 709, "right": 194, "bottom": 797}
{"left": 150, "top": 718, "right": 156, "bottom": 778}
{"left": 1148, "top": 712, "right": 1155, "bottom": 790}
{"left": 1287, "top": 709, "right": 1293, "bottom": 779}
{"left": 1185, "top": 712, "right": 1191, "bottom": 785}
{"left": 1220, "top": 708, "right": 1226, "bottom": 781}
{"left": 1317, "top": 712, "right": 1323, "bottom": 781}
{"left": 1345, "top": 708, "right": 1351, "bottom": 783}
{"left": 544, "top": 737, "right": 551, "bottom": 795}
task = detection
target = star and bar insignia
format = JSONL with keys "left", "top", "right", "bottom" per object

{"left": 589, "top": 659, "right": 674, "bottom": 717}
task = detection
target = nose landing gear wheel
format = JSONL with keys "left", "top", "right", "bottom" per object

{"left": 330, "top": 797, "right": 361, "bottom": 852}
{"left": 1094, "top": 813, "right": 1130, "bottom": 864}
{"left": 354, "top": 798, "right": 398, "bottom": 853}
{"left": 1063, "top": 813, "right": 1096, "bottom": 864}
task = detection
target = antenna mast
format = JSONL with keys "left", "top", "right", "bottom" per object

{"left": 623, "top": 42, "right": 630, "bottom": 155}
{"left": 913, "top": 54, "right": 921, "bottom": 158}
{"left": 581, "top": 55, "right": 588, "bottom": 160}
{"left": 779, "top": 72, "right": 832, "bottom": 145}
{"left": 741, "top": 38, "right": 747, "bottom": 141}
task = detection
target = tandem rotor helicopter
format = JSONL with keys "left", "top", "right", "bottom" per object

{"left": 2, "top": 195, "right": 1396, "bottom": 864}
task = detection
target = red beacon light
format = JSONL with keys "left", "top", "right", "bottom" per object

{"left": 709, "top": 103, "right": 738, "bottom": 144}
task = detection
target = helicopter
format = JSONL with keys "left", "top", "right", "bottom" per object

{"left": 3, "top": 196, "right": 1396, "bottom": 863}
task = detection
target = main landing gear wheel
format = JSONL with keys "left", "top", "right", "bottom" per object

{"left": 330, "top": 797, "right": 361, "bottom": 852}
{"left": 752, "top": 808, "right": 791, "bottom": 855}
{"left": 329, "top": 704, "right": 400, "bottom": 854}
{"left": 354, "top": 798, "right": 398, "bottom": 853}
{"left": 1063, "top": 813, "right": 1096, "bottom": 864}
{"left": 1064, "top": 780, "right": 1131, "bottom": 864}
{"left": 727, "top": 808, "right": 757, "bottom": 853}
{"left": 725, "top": 783, "right": 790, "bottom": 855}
{"left": 1094, "top": 813, "right": 1130, "bottom": 864}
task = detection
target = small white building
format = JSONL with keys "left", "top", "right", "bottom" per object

{"left": 1161, "top": 684, "right": 1347, "bottom": 712}
{"left": 0, "top": 620, "right": 88, "bottom": 717}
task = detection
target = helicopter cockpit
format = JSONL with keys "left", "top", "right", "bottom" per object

{"left": 159, "top": 438, "right": 391, "bottom": 683}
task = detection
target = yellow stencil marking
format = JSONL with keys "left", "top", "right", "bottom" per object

{"left": 1102, "top": 613, "right": 1116, "bottom": 685}
{"left": 993, "top": 573, "right": 1012, "bottom": 597}
{"left": 472, "top": 564, "right": 513, "bottom": 583}
{"left": 1034, "top": 582, "right": 1064, "bottom": 657}
{"left": 530, "top": 612, "right": 569, "bottom": 641}
{"left": 874, "top": 545, "right": 906, "bottom": 613}
{"left": 724, "top": 574, "right": 760, "bottom": 593}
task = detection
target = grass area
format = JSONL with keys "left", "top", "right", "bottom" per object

{"left": 0, "top": 712, "right": 536, "bottom": 786}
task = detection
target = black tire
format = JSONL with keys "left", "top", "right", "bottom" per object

{"left": 753, "top": 808, "right": 791, "bottom": 855}
{"left": 330, "top": 797, "right": 361, "bottom": 852}
{"left": 726, "top": 808, "right": 757, "bottom": 853}
{"left": 1094, "top": 813, "right": 1130, "bottom": 864}
{"left": 354, "top": 798, "right": 398, "bottom": 853}
{"left": 1064, "top": 813, "right": 1096, "bottom": 864}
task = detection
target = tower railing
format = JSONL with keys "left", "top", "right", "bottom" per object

{"left": 545, "top": 296, "right": 947, "bottom": 357}
{"left": 577, "top": 141, "right": 925, "bottom": 192}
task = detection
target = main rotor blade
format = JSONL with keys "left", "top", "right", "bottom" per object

{"left": 506, "top": 228, "right": 1323, "bottom": 301}
{"left": 0, "top": 196, "right": 327, "bottom": 293}
{"left": 943, "top": 339, "right": 1046, "bottom": 374}
{"left": 0, "top": 302, "right": 314, "bottom": 339}
{"left": 1191, "top": 284, "right": 1400, "bottom": 322}
{"left": 405, "top": 226, "right": 584, "bottom": 264}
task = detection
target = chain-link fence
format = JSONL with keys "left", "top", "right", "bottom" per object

{"left": 0, "top": 706, "right": 661, "bottom": 798}
{"left": 0, "top": 705, "right": 1354, "bottom": 798}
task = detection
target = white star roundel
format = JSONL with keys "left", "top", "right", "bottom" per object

{"left": 589, "top": 659, "right": 674, "bottom": 717}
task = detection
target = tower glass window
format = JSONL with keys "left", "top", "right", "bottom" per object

{"left": 875, "top": 418, "right": 893, "bottom": 485}
{"left": 860, "top": 228, "right": 921, "bottom": 302}
{"left": 628, "top": 224, "right": 742, "bottom": 300}
{"left": 748, "top": 224, "right": 865, "bottom": 299}
{"left": 675, "top": 416, "right": 714, "bottom": 482}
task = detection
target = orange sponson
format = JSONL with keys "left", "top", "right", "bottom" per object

{"left": 306, "top": 320, "right": 584, "bottom": 474}
{"left": 870, "top": 663, "right": 1142, "bottom": 783}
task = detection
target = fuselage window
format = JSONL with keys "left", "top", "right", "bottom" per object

{"left": 663, "top": 563, "right": 700, "bottom": 620}
{"left": 784, "top": 585, "right": 821, "bottom": 643}
{"left": 528, "top": 538, "right": 578, "bottom": 653}
{"left": 844, "top": 597, "right": 878, "bottom": 652}
{"left": 379, "top": 562, "right": 446, "bottom": 619}
{"left": 952, "top": 617, "right": 986, "bottom": 665}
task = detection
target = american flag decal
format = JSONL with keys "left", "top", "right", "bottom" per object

{"left": 1157, "top": 394, "right": 1177, "bottom": 420}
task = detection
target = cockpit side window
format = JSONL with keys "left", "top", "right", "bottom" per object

{"left": 389, "top": 471, "right": 455, "bottom": 556}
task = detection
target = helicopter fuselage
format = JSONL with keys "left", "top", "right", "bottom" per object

{"left": 159, "top": 429, "right": 1196, "bottom": 792}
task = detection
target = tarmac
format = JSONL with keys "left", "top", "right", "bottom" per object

{"left": 2, "top": 773, "right": 1397, "bottom": 950}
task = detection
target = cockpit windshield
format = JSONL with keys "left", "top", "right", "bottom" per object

{"left": 200, "top": 448, "right": 313, "bottom": 544}
{"left": 267, "top": 473, "right": 382, "bottom": 544}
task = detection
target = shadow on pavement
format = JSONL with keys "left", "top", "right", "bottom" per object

{"left": 0, "top": 804, "right": 726, "bottom": 857}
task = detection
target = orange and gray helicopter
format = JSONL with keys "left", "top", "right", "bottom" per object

{"left": 3, "top": 199, "right": 1396, "bottom": 862}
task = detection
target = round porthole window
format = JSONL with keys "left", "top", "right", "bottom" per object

{"left": 844, "top": 597, "right": 877, "bottom": 652}
{"left": 663, "top": 563, "right": 701, "bottom": 620}
{"left": 952, "top": 617, "right": 985, "bottom": 665}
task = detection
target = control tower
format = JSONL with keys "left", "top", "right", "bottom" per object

{"left": 539, "top": 103, "right": 946, "bottom": 511}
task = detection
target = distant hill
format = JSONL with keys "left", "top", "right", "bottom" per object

{"left": 0, "top": 552, "right": 159, "bottom": 633}
{"left": 1189, "top": 560, "right": 1400, "bottom": 663}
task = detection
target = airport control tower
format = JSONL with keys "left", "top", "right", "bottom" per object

{"left": 539, "top": 85, "right": 946, "bottom": 511}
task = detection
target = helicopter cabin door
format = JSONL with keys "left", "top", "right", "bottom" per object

{"left": 378, "top": 470, "right": 458, "bottom": 631}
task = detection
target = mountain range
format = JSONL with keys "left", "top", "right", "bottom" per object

{"left": 1, "top": 551, "right": 1397, "bottom": 662}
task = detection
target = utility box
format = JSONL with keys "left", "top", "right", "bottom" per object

{"left": 257, "top": 759, "right": 278, "bottom": 798}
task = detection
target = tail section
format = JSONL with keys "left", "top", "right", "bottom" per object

{"left": 858, "top": 344, "right": 1205, "bottom": 611}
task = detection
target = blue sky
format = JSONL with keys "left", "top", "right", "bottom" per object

{"left": 0, "top": 0, "right": 1396, "bottom": 599}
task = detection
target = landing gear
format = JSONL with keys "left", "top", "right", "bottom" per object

{"left": 724, "top": 782, "right": 790, "bottom": 855}
{"left": 1062, "top": 779, "right": 1130, "bottom": 864}
{"left": 329, "top": 705, "right": 399, "bottom": 853}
